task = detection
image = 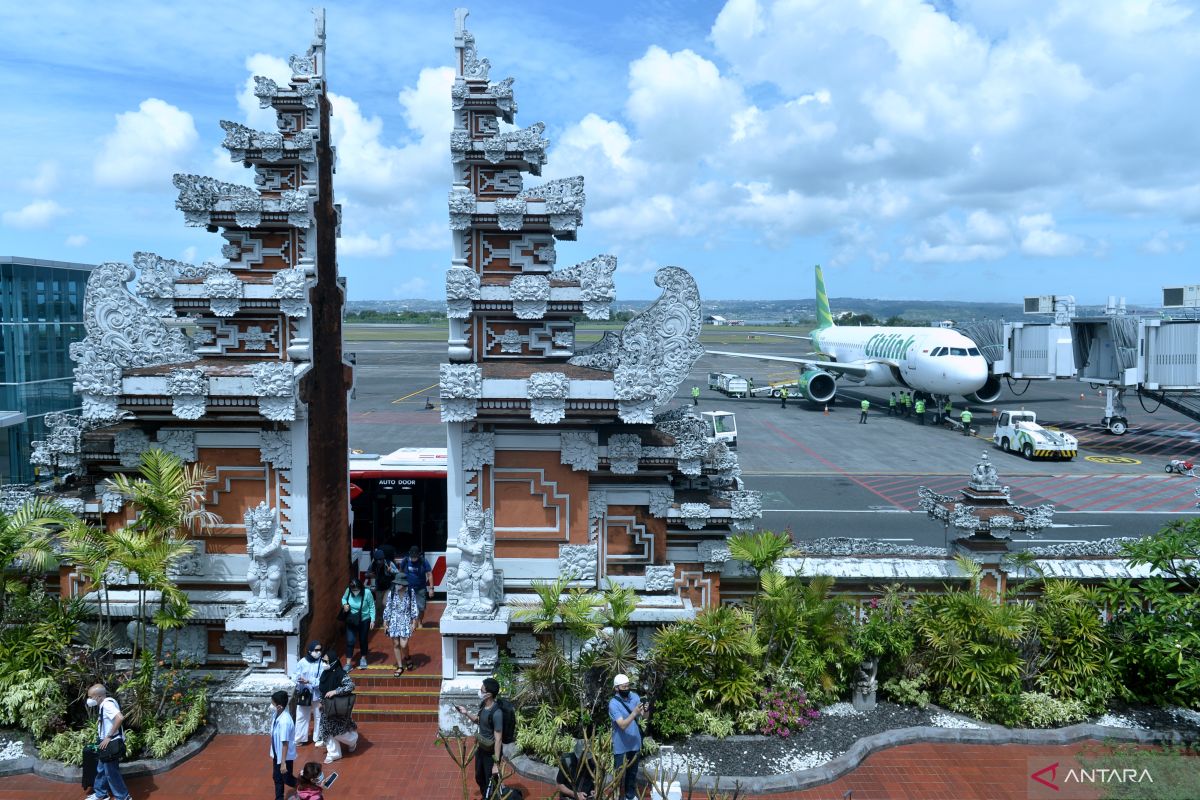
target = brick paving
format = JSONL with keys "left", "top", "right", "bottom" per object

{"left": 0, "top": 734, "right": 1112, "bottom": 799}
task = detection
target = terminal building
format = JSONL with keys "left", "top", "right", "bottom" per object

{"left": 0, "top": 256, "right": 95, "bottom": 483}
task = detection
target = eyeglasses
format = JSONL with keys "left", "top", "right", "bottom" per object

{"left": 311, "top": 647, "right": 323, "bottom": 652}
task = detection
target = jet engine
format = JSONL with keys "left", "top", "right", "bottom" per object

{"left": 964, "top": 375, "right": 1002, "bottom": 404}
{"left": 798, "top": 369, "right": 837, "bottom": 403}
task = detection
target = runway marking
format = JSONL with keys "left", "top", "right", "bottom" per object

{"left": 760, "top": 420, "right": 909, "bottom": 509}
{"left": 391, "top": 383, "right": 438, "bottom": 405}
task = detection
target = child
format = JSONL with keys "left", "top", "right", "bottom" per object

{"left": 293, "top": 762, "right": 325, "bottom": 800}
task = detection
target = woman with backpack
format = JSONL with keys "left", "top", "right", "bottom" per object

{"left": 340, "top": 578, "right": 374, "bottom": 670}
{"left": 382, "top": 566, "right": 420, "bottom": 676}
{"left": 318, "top": 654, "right": 359, "bottom": 764}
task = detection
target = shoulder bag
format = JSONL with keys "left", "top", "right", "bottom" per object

{"left": 324, "top": 692, "right": 356, "bottom": 717}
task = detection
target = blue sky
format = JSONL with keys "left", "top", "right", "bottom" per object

{"left": 1, "top": 0, "right": 1198, "bottom": 304}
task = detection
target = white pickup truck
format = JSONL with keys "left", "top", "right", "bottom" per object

{"left": 993, "top": 410, "right": 1078, "bottom": 461}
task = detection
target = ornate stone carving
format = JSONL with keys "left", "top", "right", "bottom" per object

{"left": 132, "top": 251, "right": 192, "bottom": 316}
{"left": 100, "top": 491, "right": 124, "bottom": 514}
{"left": 648, "top": 488, "right": 674, "bottom": 518}
{"left": 251, "top": 362, "right": 295, "bottom": 421}
{"left": 527, "top": 371, "right": 569, "bottom": 424}
{"left": 29, "top": 412, "right": 86, "bottom": 472}
{"left": 271, "top": 267, "right": 309, "bottom": 317}
{"left": 460, "top": 29, "right": 491, "bottom": 80}
{"left": 680, "top": 503, "right": 711, "bottom": 531}
{"left": 259, "top": 430, "right": 292, "bottom": 470}
{"left": 125, "top": 623, "right": 208, "bottom": 664}
{"left": 166, "top": 367, "right": 208, "bottom": 420}
{"left": 289, "top": 53, "right": 316, "bottom": 77}
{"left": 697, "top": 540, "right": 731, "bottom": 570}
{"left": 473, "top": 122, "right": 548, "bottom": 167}
{"left": 720, "top": 490, "right": 763, "bottom": 531}
{"left": 644, "top": 564, "right": 676, "bottom": 593}
{"left": 450, "top": 500, "right": 497, "bottom": 619}
{"left": 445, "top": 264, "right": 480, "bottom": 319}
{"left": 510, "top": 274, "right": 550, "bottom": 320}
{"left": 637, "top": 625, "right": 656, "bottom": 659}
{"left": 448, "top": 185, "right": 477, "bottom": 231}
{"left": 970, "top": 452, "right": 999, "bottom": 491}
{"left": 167, "top": 541, "right": 204, "bottom": 577}
{"left": 655, "top": 407, "right": 708, "bottom": 475}
{"left": 506, "top": 631, "right": 538, "bottom": 661}
{"left": 706, "top": 441, "right": 741, "bottom": 487}
{"left": 155, "top": 430, "right": 197, "bottom": 464}
{"left": 461, "top": 432, "right": 495, "bottom": 471}
{"left": 440, "top": 363, "right": 482, "bottom": 423}
{"left": 559, "top": 544, "right": 598, "bottom": 584}
{"left": 607, "top": 434, "right": 642, "bottom": 476}
{"left": 519, "top": 176, "right": 585, "bottom": 213}
{"left": 560, "top": 431, "right": 598, "bottom": 472}
{"left": 114, "top": 429, "right": 152, "bottom": 468}
{"left": 253, "top": 76, "right": 279, "bottom": 107}
{"left": 220, "top": 630, "right": 250, "bottom": 656}
{"left": 494, "top": 197, "right": 527, "bottom": 231}
{"left": 71, "top": 261, "right": 197, "bottom": 419}
{"left": 244, "top": 502, "right": 288, "bottom": 615}
{"left": 622, "top": 268, "right": 704, "bottom": 422}
{"left": 556, "top": 255, "right": 616, "bottom": 320}
{"left": 498, "top": 329, "right": 523, "bottom": 353}
{"left": 203, "top": 268, "right": 244, "bottom": 317}
{"left": 568, "top": 331, "right": 620, "bottom": 371}
{"left": 466, "top": 639, "right": 500, "bottom": 672}
{"left": 588, "top": 490, "right": 607, "bottom": 543}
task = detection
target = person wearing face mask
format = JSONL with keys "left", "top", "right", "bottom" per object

{"left": 383, "top": 571, "right": 419, "bottom": 676}
{"left": 340, "top": 578, "right": 375, "bottom": 670}
{"left": 317, "top": 654, "right": 359, "bottom": 764}
{"left": 291, "top": 640, "right": 326, "bottom": 746}
{"left": 267, "top": 689, "right": 298, "bottom": 800}
{"left": 454, "top": 677, "right": 504, "bottom": 799}
{"left": 609, "top": 675, "right": 648, "bottom": 800}
{"left": 83, "top": 684, "right": 129, "bottom": 800}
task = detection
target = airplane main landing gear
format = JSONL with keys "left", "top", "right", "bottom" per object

{"left": 1100, "top": 387, "right": 1129, "bottom": 435}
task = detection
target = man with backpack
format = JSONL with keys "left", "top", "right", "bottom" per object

{"left": 455, "top": 677, "right": 515, "bottom": 799}
{"left": 609, "top": 674, "right": 648, "bottom": 800}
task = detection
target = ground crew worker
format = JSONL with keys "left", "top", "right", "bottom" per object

{"left": 943, "top": 399, "right": 953, "bottom": 423}
{"left": 960, "top": 407, "right": 973, "bottom": 436}
{"left": 888, "top": 393, "right": 897, "bottom": 416}
{"left": 915, "top": 397, "right": 925, "bottom": 425}
{"left": 859, "top": 398, "right": 869, "bottom": 424}
{"left": 902, "top": 391, "right": 913, "bottom": 417}
{"left": 691, "top": 386, "right": 700, "bottom": 406}
{"left": 780, "top": 386, "right": 788, "bottom": 409}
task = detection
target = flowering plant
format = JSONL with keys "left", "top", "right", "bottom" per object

{"left": 760, "top": 687, "right": 820, "bottom": 738}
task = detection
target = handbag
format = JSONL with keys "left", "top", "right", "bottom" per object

{"left": 337, "top": 608, "right": 349, "bottom": 622}
{"left": 294, "top": 686, "right": 313, "bottom": 707}
{"left": 97, "top": 737, "right": 126, "bottom": 763}
{"left": 324, "top": 692, "right": 355, "bottom": 717}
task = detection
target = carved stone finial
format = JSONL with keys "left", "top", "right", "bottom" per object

{"left": 969, "top": 451, "right": 999, "bottom": 491}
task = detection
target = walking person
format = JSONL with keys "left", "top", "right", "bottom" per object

{"left": 340, "top": 578, "right": 375, "bottom": 670}
{"left": 402, "top": 546, "right": 435, "bottom": 630}
{"left": 294, "top": 762, "right": 326, "bottom": 800}
{"left": 383, "top": 571, "right": 419, "bottom": 676}
{"left": 85, "top": 684, "right": 130, "bottom": 800}
{"left": 368, "top": 544, "right": 397, "bottom": 619}
{"left": 903, "top": 391, "right": 913, "bottom": 417}
{"left": 943, "top": 399, "right": 953, "bottom": 423}
{"left": 319, "top": 655, "right": 359, "bottom": 764}
{"left": 454, "top": 677, "right": 505, "bottom": 800}
{"left": 609, "top": 674, "right": 648, "bottom": 800}
{"left": 887, "top": 392, "right": 897, "bottom": 416}
{"left": 291, "top": 640, "right": 325, "bottom": 746}
{"left": 691, "top": 385, "right": 700, "bottom": 406}
{"left": 960, "top": 407, "right": 973, "bottom": 436}
{"left": 915, "top": 397, "right": 926, "bottom": 426}
{"left": 859, "top": 398, "right": 869, "bottom": 424}
{"left": 268, "top": 689, "right": 297, "bottom": 800}
{"left": 780, "top": 386, "right": 788, "bottom": 409}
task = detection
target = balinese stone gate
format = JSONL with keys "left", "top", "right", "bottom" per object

{"left": 438, "top": 9, "right": 762, "bottom": 724}
{"left": 58, "top": 12, "right": 349, "bottom": 674}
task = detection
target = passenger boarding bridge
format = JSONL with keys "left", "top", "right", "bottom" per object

{"left": 963, "top": 287, "right": 1200, "bottom": 435}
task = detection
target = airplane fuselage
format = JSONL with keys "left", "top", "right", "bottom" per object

{"left": 812, "top": 325, "right": 989, "bottom": 396}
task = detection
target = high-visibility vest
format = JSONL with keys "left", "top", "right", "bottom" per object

{"left": 860, "top": 399, "right": 869, "bottom": 411}
{"left": 915, "top": 400, "right": 925, "bottom": 413}
{"left": 692, "top": 387, "right": 700, "bottom": 397}
{"left": 961, "top": 410, "right": 972, "bottom": 423}
{"left": 903, "top": 394, "right": 912, "bottom": 406}
{"left": 781, "top": 388, "right": 788, "bottom": 397}
{"left": 889, "top": 396, "right": 896, "bottom": 407}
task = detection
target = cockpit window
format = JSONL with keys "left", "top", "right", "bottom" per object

{"left": 950, "top": 347, "right": 968, "bottom": 356}
{"left": 967, "top": 347, "right": 981, "bottom": 356}
{"left": 931, "top": 347, "right": 945, "bottom": 356}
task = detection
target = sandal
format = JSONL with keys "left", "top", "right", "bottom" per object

{"left": 404, "top": 659, "right": 416, "bottom": 671}
{"left": 393, "top": 666, "right": 406, "bottom": 677}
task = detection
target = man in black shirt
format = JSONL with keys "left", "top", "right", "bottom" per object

{"left": 368, "top": 545, "right": 397, "bottom": 622}
{"left": 556, "top": 748, "right": 596, "bottom": 800}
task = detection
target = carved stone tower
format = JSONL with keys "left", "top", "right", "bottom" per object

{"left": 60, "top": 12, "right": 350, "bottom": 679}
{"left": 438, "top": 10, "right": 761, "bottom": 723}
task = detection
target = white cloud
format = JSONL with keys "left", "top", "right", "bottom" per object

{"left": 615, "top": 258, "right": 661, "bottom": 276}
{"left": 1141, "top": 229, "right": 1186, "bottom": 255}
{"left": 21, "top": 162, "right": 59, "bottom": 195}
{"left": 338, "top": 231, "right": 394, "bottom": 258}
{"left": 2, "top": 199, "right": 67, "bottom": 229}
{"left": 93, "top": 98, "right": 198, "bottom": 190}
{"left": 1018, "top": 213, "right": 1084, "bottom": 257}
{"left": 64, "top": 234, "right": 88, "bottom": 247}
{"left": 901, "top": 209, "right": 1013, "bottom": 263}
{"left": 237, "top": 54, "right": 293, "bottom": 129}
{"left": 393, "top": 277, "right": 429, "bottom": 297}
{"left": 181, "top": 246, "right": 198, "bottom": 263}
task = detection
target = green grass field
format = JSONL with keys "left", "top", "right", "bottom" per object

{"left": 344, "top": 323, "right": 811, "bottom": 345}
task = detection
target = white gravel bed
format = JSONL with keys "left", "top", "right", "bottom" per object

{"left": 1169, "top": 707, "right": 1200, "bottom": 727}
{"left": 1095, "top": 713, "right": 1142, "bottom": 729}
{"left": 929, "top": 712, "right": 984, "bottom": 729}
{"left": 645, "top": 751, "right": 716, "bottom": 778}
{"left": 819, "top": 702, "right": 862, "bottom": 718}
{"left": 774, "top": 750, "right": 834, "bottom": 772}
{"left": 0, "top": 737, "right": 25, "bottom": 761}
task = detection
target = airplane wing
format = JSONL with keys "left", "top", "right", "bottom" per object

{"left": 750, "top": 332, "right": 812, "bottom": 341}
{"left": 706, "top": 350, "right": 870, "bottom": 378}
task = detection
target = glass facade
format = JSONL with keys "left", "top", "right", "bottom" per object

{"left": 0, "top": 257, "right": 95, "bottom": 483}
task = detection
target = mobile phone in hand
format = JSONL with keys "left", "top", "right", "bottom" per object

{"left": 322, "top": 771, "right": 338, "bottom": 788}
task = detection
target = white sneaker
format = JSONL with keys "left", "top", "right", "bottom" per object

{"left": 314, "top": 739, "right": 325, "bottom": 746}
{"left": 358, "top": 657, "right": 368, "bottom": 669}
{"left": 83, "top": 794, "right": 104, "bottom": 800}
{"left": 324, "top": 754, "right": 340, "bottom": 764}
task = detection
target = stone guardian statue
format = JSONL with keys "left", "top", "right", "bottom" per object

{"left": 244, "top": 502, "right": 288, "bottom": 614}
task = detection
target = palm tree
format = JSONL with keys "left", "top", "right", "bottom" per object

{"left": 728, "top": 530, "right": 797, "bottom": 578}
{"left": 61, "top": 518, "right": 118, "bottom": 630}
{"left": 0, "top": 497, "right": 76, "bottom": 619}
{"left": 104, "top": 449, "right": 218, "bottom": 659}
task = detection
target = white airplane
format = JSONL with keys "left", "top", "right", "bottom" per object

{"left": 707, "top": 266, "right": 1001, "bottom": 405}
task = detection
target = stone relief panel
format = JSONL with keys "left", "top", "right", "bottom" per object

{"left": 527, "top": 372, "right": 569, "bottom": 424}
{"left": 559, "top": 544, "right": 598, "bottom": 584}
{"left": 259, "top": 431, "right": 293, "bottom": 470}
{"left": 607, "top": 434, "right": 642, "bottom": 476}
{"left": 440, "top": 363, "right": 482, "bottom": 423}
{"left": 560, "top": 431, "right": 598, "bottom": 472}
{"left": 166, "top": 367, "right": 208, "bottom": 420}
{"left": 644, "top": 564, "right": 677, "bottom": 593}
{"left": 462, "top": 432, "right": 496, "bottom": 471}
{"left": 509, "top": 274, "right": 550, "bottom": 320}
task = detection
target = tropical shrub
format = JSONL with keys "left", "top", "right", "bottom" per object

{"left": 882, "top": 674, "right": 930, "bottom": 709}
{"left": 759, "top": 687, "right": 820, "bottom": 738}
{"left": 1022, "top": 579, "right": 1120, "bottom": 711}
{"left": 515, "top": 705, "right": 577, "bottom": 764}
{"left": 696, "top": 709, "right": 737, "bottom": 738}
{"left": 852, "top": 585, "right": 916, "bottom": 681}
{"left": 39, "top": 727, "right": 94, "bottom": 766}
{"left": 1013, "top": 692, "right": 1089, "bottom": 728}
{"left": 754, "top": 572, "right": 854, "bottom": 704}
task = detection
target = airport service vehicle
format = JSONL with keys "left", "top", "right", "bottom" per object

{"left": 992, "top": 410, "right": 1077, "bottom": 461}
{"left": 708, "top": 266, "right": 1000, "bottom": 407}
{"left": 749, "top": 380, "right": 799, "bottom": 398}
{"left": 701, "top": 411, "right": 737, "bottom": 448}
{"left": 1165, "top": 459, "right": 1196, "bottom": 476}
{"left": 707, "top": 373, "right": 749, "bottom": 397}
